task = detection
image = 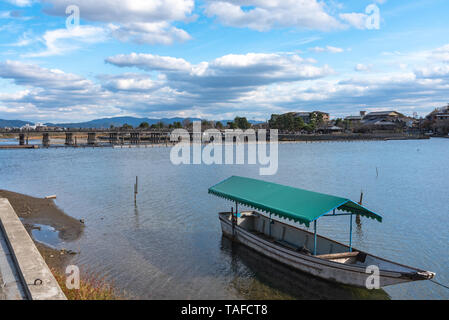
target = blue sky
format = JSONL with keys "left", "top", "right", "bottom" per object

{"left": 0, "top": 0, "right": 448, "bottom": 123}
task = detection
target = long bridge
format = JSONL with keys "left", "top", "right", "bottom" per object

{"left": 0, "top": 129, "right": 428, "bottom": 149}
{"left": 1, "top": 130, "right": 175, "bottom": 148}
{"left": 0, "top": 128, "right": 274, "bottom": 148}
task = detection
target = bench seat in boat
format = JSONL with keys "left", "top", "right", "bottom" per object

{"left": 317, "top": 251, "right": 367, "bottom": 264}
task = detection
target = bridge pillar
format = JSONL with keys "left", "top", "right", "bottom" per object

{"left": 87, "top": 132, "right": 96, "bottom": 145}
{"left": 65, "top": 132, "right": 74, "bottom": 145}
{"left": 42, "top": 133, "right": 50, "bottom": 147}
{"left": 130, "top": 132, "right": 140, "bottom": 144}
{"left": 109, "top": 132, "right": 118, "bottom": 145}
{"left": 19, "top": 133, "right": 25, "bottom": 145}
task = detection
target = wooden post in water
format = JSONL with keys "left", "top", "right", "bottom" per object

{"left": 134, "top": 176, "right": 138, "bottom": 203}
{"left": 19, "top": 133, "right": 25, "bottom": 145}
{"left": 349, "top": 213, "right": 353, "bottom": 252}
{"left": 231, "top": 206, "right": 235, "bottom": 238}
{"left": 356, "top": 191, "right": 363, "bottom": 225}
{"left": 42, "top": 133, "right": 50, "bottom": 148}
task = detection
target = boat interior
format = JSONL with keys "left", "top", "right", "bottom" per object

{"left": 220, "top": 211, "right": 422, "bottom": 274}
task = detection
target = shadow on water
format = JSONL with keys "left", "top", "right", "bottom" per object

{"left": 220, "top": 236, "right": 390, "bottom": 300}
{"left": 134, "top": 204, "right": 140, "bottom": 230}
{"left": 31, "top": 224, "right": 61, "bottom": 248}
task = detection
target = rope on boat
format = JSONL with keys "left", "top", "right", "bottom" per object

{"left": 430, "top": 279, "right": 449, "bottom": 290}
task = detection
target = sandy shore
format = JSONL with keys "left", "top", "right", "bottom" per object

{"left": 0, "top": 190, "right": 84, "bottom": 271}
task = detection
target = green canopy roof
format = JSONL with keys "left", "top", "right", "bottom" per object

{"left": 208, "top": 176, "right": 382, "bottom": 227}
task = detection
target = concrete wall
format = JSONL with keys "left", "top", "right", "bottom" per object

{"left": 0, "top": 198, "right": 66, "bottom": 300}
{"left": 0, "top": 225, "right": 26, "bottom": 299}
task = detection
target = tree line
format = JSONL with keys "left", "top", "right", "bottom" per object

{"left": 268, "top": 112, "right": 326, "bottom": 132}
{"left": 113, "top": 117, "right": 253, "bottom": 130}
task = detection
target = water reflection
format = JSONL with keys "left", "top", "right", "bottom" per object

{"left": 134, "top": 204, "right": 140, "bottom": 230}
{"left": 355, "top": 214, "right": 363, "bottom": 243}
{"left": 0, "top": 139, "right": 448, "bottom": 299}
{"left": 220, "top": 236, "right": 390, "bottom": 300}
{"left": 31, "top": 224, "right": 61, "bottom": 248}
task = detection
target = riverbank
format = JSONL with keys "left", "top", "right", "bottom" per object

{"left": 0, "top": 190, "right": 124, "bottom": 299}
{"left": 0, "top": 190, "right": 84, "bottom": 272}
{"left": 0, "top": 198, "right": 66, "bottom": 300}
{"left": 277, "top": 133, "right": 429, "bottom": 142}
{"left": 0, "top": 132, "right": 430, "bottom": 146}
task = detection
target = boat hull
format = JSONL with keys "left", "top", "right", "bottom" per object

{"left": 219, "top": 214, "right": 428, "bottom": 288}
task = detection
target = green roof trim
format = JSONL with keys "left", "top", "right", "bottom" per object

{"left": 208, "top": 176, "right": 382, "bottom": 227}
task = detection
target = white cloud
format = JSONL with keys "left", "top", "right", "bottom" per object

{"left": 106, "top": 52, "right": 333, "bottom": 93}
{"left": 309, "top": 46, "right": 344, "bottom": 53}
{"left": 5, "top": 0, "right": 33, "bottom": 6}
{"left": 105, "top": 53, "right": 192, "bottom": 72}
{"left": 41, "top": 0, "right": 194, "bottom": 44}
{"left": 0, "top": 10, "right": 31, "bottom": 20}
{"left": 0, "top": 60, "right": 94, "bottom": 89}
{"left": 354, "top": 63, "right": 372, "bottom": 72}
{"left": 23, "top": 25, "right": 108, "bottom": 57}
{"left": 339, "top": 13, "right": 367, "bottom": 30}
{"left": 430, "top": 44, "right": 449, "bottom": 63}
{"left": 101, "top": 73, "right": 164, "bottom": 92}
{"left": 3, "top": 44, "right": 449, "bottom": 121}
{"left": 238, "top": 69, "right": 449, "bottom": 118}
{"left": 0, "top": 60, "right": 121, "bottom": 122}
{"left": 104, "top": 52, "right": 336, "bottom": 117}
{"left": 108, "top": 22, "right": 190, "bottom": 45}
{"left": 204, "top": 0, "right": 342, "bottom": 31}
{"left": 415, "top": 65, "right": 449, "bottom": 79}
{"left": 8, "top": 31, "right": 35, "bottom": 47}
{"left": 42, "top": 0, "right": 194, "bottom": 23}
{"left": 0, "top": 53, "right": 333, "bottom": 120}
{"left": 0, "top": 11, "right": 13, "bottom": 19}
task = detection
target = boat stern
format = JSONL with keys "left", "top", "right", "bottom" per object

{"left": 408, "top": 271, "right": 436, "bottom": 281}
{"left": 218, "top": 212, "right": 233, "bottom": 237}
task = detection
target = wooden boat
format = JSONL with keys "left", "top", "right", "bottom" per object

{"left": 209, "top": 176, "right": 435, "bottom": 288}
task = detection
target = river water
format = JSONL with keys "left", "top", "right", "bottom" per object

{"left": 0, "top": 138, "right": 447, "bottom": 299}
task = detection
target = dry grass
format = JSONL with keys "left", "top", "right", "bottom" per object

{"left": 51, "top": 268, "right": 124, "bottom": 300}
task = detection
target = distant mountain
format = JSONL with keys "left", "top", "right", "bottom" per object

{"left": 218, "top": 120, "right": 265, "bottom": 125}
{"left": 0, "top": 119, "right": 34, "bottom": 128}
{"left": 46, "top": 117, "right": 265, "bottom": 128}
{"left": 45, "top": 116, "right": 202, "bottom": 129}
{"left": 0, "top": 116, "right": 265, "bottom": 129}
